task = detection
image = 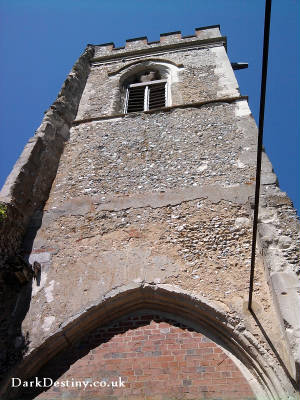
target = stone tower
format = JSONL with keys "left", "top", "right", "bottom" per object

{"left": 0, "top": 26, "right": 299, "bottom": 400}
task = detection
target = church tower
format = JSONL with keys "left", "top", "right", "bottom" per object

{"left": 0, "top": 26, "right": 299, "bottom": 400}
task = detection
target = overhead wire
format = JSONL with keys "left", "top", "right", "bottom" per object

{"left": 248, "top": 0, "right": 272, "bottom": 310}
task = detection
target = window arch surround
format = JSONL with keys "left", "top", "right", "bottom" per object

{"left": 117, "top": 60, "right": 181, "bottom": 113}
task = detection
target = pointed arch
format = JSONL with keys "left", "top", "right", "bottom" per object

{"left": 1, "top": 283, "right": 292, "bottom": 399}
{"left": 109, "top": 59, "right": 182, "bottom": 113}
{"left": 108, "top": 58, "right": 184, "bottom": 77}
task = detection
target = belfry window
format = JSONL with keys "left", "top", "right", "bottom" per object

{"left": 124, "top": 70, "right": 167, "bottom": 113}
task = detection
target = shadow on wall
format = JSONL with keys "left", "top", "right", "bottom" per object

{"left": 0, "top": 281, "right": 31, "bottom": 383}
{"left": 0, "top": 208, "right": 44, "bottom": 385}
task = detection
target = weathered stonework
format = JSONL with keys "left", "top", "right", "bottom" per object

{"left": 0, "top": 45, "right": 94, "bottom": 267}
{"left": 0, "top": 44, "right": 94, "bottom": 390}
{"left": 0, "top": 26, "right": 299, "bottom": 400}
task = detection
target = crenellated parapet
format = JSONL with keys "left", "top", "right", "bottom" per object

{"left": 92, "top": 25, "right": 224, "bottom": 61}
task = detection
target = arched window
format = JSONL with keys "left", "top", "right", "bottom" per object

{"left": 124, "top": 69, "right": 167, "bottom": 113}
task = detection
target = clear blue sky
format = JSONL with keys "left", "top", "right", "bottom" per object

{"left": 0, "top": 0, "right": 299, "bottom": 213}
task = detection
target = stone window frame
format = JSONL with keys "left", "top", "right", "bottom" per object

{"left": 124, "top": 78, "right": 168, "bottom": 113}
{"left": 116, "top": 60, "right": 179, "bottom": 114}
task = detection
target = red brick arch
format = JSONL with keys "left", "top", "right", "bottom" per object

{"left": 35, "top": 310, "right": 256, "bottom": 400}
{"left": 2, "top": 284, "right": 283, "bottom": 400}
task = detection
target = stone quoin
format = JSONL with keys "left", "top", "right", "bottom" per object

{"left": 0, "top": 26, "right": 299, "bottom": 400}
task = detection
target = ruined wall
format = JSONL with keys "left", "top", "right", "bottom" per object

{"left": 257, "top": 190, "right": 300, "bottom": 383}
{"left": 0, "top": 26, "right": 299, "bottom": 400}
{"left": 0, "top": 45, "right": 94, "bottom": 268}
{"left": 0, "top": 45, "right": 94, "bottom": 388}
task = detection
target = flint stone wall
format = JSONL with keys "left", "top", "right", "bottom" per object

{"left": 17, "top": 98, "right": 297, "bottom": 398}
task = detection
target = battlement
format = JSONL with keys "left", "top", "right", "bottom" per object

{"left": 92, "top": 25, "right": 223, "bottom": 60}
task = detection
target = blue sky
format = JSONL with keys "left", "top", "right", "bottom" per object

{"left": 0, "top": 0, "right": 299, "bottom": 213}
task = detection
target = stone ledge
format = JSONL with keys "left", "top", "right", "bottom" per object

{"left": 42, "top": 184, "right": 255, "bottom": 224}
{"left": 73, "top": 96, "right": 248, "bottom": 125}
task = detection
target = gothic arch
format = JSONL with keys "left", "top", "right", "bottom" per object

{"left": 1, "top": 284, "right": 292, "bottom": 399}
{"left": 108, "top": 58, "right": 183, "bottom": 77}
{"left": 118, "top": 60, "right": 180, "bottom": 89}
{"left": 110, "top": 59, "right": 182, "bottom": 113}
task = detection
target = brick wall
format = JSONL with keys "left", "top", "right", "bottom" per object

{"left": 33, "top": 312, "right": 255, "bottom": 400}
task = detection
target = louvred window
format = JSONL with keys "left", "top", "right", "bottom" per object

{"left": 125, "top": 79, "right": 167, "bottom": 113}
